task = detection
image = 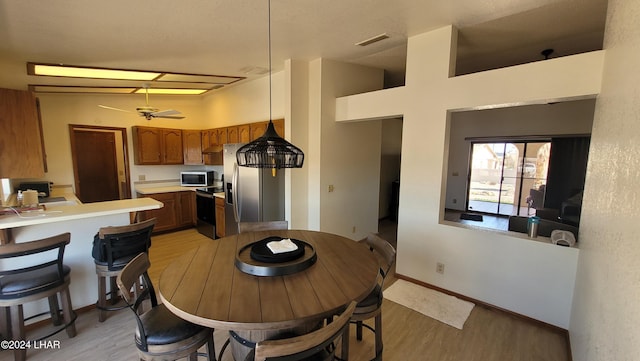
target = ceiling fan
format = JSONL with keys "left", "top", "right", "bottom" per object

{"left": 99, "top": 84, "right": 185, "bottom": 120}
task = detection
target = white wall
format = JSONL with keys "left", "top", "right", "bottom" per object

{"left": 446, "top": 100, "right": 595, "bottom": 210}
{"left": 202, "top": 72, "right": 284, "bottom": 126}
{"left": 569, "top": 0, "right": 640, "bottom": 359}
{"left": 336, "top": 26, "right": 603, "bottom": 328}
{"left": 314, "top": 59, "right": 384, "bottom": 239}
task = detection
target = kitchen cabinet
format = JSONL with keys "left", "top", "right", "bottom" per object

{"left": 132, "top": 126, "right": 184, "bottom": 165}
{"left": 249, "top": 118, "right": 285, "bottom": 141}
{"left": 215, "top": 196, "right": 225, "bottom": 238}
{"left": 162, "top": 128, "right": 184, "bottom": 164}
{"left": 137, "top": 191, "right": 195, "bottom": 233}
{"left": 182, "top": 130, "right": 203, "bottom": 165}
{"left": 0, "top": 88, "right": 46, "bottom": 178}
{"left": 177, "top": 191, "right": 196, "bottom": 227}
{"left": 250, "top": 122, "right": 268, "bottom": 141}
{"left": 203, "top": 128, "right": 223, "bottom": 165}
{"left": 227, "top": 126, "right": 239, "bottom": 143}
{"left": 238, "top": 124, "right": 251, "bottom": 143}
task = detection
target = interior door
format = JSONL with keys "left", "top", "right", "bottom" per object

{"left": 71, "top": 129, "right": 120, "bottom": 203}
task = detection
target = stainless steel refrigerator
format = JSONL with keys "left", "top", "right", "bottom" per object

{"left": 223, "top": 143, "right": 285, "bottom": 236}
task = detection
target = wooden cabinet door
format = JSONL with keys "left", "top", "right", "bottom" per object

{"left": 227, "top": 126, "right": 239, "bottom": 143}
{"left": 162, "top": 128, "right": 184, "bottom": 164}
{"left": 133, "top": 126, "right": 162, "bottom": 165}
{"left": 238, "top": 125, "right": 251, "bottom": 143}
{"left": 177, "top": 191, "right": 195, "bottom": 227}
{"left": 141, "top": 192, "right": 178, "bottom": 233}
{"left": 250, "top": 122, "right": 268, "bottom": 140}
{"left": 183, "top": 130, "right": 203, "bottom": 165}
{"left": 215, "top": 196, "right": 225, "bottom": 237}
{"left": 273, "top": 118, "right": 285, "bottom": 138}
{"left": 0, "top": 88, "right": 45, "bottom": 178}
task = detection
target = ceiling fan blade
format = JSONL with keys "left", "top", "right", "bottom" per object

{"left": 154, "top": 115, "right": 186, "bottom": 119}
{"left": 151, "top": 109, "right": 182, "bottom": 117}
{"left": 98, "top": 104, "right": 132, "bottom": 113}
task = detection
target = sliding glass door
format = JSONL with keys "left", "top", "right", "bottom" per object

{"left": 467, "top": 141, "right": 550, "bottom": 216}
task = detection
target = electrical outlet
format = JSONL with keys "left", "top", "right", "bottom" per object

{"left": 328, "top": 185, "right": 334, "bottom": 192}
{"left": 452, "top": 198, "right": 457, "bottom": 204}
{"left": 352, "top": 226, "right": 356, "bottom": 233}
{"left": 138, "top": 174, "right": 146, "bottom": 181}
{"left": 436, "top": 262, "right": 445, "bottom": 274}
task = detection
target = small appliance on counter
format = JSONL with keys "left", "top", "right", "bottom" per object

{"left": 181, "top": 170, "right": 216, "bottom": 187}
{"left": 17, "top": 181, "right": 51, "bottom": 198}
{"left": 16, "top": 181, "right": 66, "bottom": 204}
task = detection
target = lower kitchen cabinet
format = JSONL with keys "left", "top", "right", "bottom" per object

{"left": 215, "top": 196, "right": 225, "bottom": 238}
{"left": 137, "top": 191, "right": 195, "bottom": 233}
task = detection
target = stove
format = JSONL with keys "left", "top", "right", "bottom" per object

{"left": 195, "top": 186, "right": 223, "bottom": 239}
{"left": 195, "top": 186, "right": 224, "bottom": 195}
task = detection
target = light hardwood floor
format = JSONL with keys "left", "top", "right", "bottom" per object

{"left": 2, "top": 228, "right": 569, "bottom": 361}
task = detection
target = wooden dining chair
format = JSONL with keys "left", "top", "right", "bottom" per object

{"left": 92, "top": 217, "right": 156, "bottom": 322}
{"left": 116, "top": 252, "right": 216, "bottom": 361}
{"left": 246, "top": 301, "right": 356, "bottom": 361}
{"left": 351, "top": 233, "right": 396, "bottom": 361}
{"left": 0, "top": 233, "right": 77, "bottom": 361}
{"left": 238, "top": 220, "right": 289, "bottom": 233}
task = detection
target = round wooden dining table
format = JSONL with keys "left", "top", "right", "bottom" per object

{"left": 158, "top": 229, "right": 379, "bottom": 360}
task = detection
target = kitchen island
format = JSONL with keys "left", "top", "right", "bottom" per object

{"left": 0, "top": 197, "right": 163, "bottom": 319}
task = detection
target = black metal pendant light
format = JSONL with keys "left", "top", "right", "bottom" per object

{"left": 236, "top": 0, "right": 304, "bottom": 170}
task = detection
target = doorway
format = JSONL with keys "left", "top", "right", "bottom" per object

{"left": 467, "top": 141, "right": 550, "bottom": 217}
{"left": 69, "top": 124, "right": 131, "bottom": 203}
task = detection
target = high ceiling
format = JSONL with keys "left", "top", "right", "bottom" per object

{"left": 0, "top": 0, "right": 608, "bottom": 92}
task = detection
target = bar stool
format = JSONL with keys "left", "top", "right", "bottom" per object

{"left": 0, "top": 233, "right": 77, "bottom": 361}
{"left": 92, "top": 218, "right": 156, "bottom": 322}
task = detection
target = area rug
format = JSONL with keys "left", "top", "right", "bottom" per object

{"left": 383, "top": 280, "right": 474, "bottom": 330}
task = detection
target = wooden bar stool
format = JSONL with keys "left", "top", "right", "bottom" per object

{"left": 92, "top": 218, "right": 156, "bottom": 322}
{"left": 0, "top": 233, "right": 77, "bottom": 361}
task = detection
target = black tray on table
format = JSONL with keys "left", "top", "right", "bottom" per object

{"left": 235, "top": 237, "right": 317, "bottom": 276}
{"left": 249, "top": 236, "right": 305, "bottom": 263}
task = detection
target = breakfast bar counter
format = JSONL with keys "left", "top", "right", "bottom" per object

{"left": 0, "top": 197, "right": 163, "bottom": 316}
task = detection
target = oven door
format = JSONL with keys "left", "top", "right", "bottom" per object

{"left": 195, "top": 191, "right": 216, "bottom": 239}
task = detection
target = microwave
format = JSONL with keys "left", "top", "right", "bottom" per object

{"left": 181, "top": 171, "right": 215, "bottom": 187}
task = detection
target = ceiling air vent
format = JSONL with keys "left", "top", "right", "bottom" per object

{"left": 355, "top": 33, "right": 389, "bottom": 47}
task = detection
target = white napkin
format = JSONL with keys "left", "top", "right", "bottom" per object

{"left": 267, "top": 238, "right": 298, "bottom": 254}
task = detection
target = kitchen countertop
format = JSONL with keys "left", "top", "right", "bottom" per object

{"left": 0, "top": 198, "right": 163, "bottom": 229}
{"left": 135, "top": 185, "right": 201, "bottom": 195}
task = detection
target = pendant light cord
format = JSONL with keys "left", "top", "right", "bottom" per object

{"left": 268, "top": 0, "right": 273, "bottom": 124}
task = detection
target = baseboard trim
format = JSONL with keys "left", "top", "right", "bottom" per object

{"left": 394, "top": 273, "right": 572, "bottom": 360}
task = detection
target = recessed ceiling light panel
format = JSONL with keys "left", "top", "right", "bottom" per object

{"left": 28, "top": 63, "right": 160, "bottom": 81}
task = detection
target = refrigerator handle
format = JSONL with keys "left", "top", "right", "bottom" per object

{"left": 232, "top": 162, "right": 240, "bottom": 222}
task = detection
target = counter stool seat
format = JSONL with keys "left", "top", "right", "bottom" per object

{"left": 92, "top": 218, "right": 156, "bottom": 322}
{"left": 0, "top": 233, "right": 77, "bottom": 361}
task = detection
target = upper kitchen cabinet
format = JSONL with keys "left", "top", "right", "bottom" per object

{"left": 238, "top": 124, "right": 251, "bottom": 143}
{"left": 249, "top": 118, "right": 285, "bottom": 141}
{"left": 250, "top": 122, "right": 268, "bottom": 141}
{"left": 132, "top": 126, "right": 184, "bottom": 165}
{"left": 182, "top": 130, "right": 203, "bottom": 165}
{"left": 0, "top": 88, "right": 46, "bottom": 178}
{"left": 227, "top": 126, "right": 239, "bottom": 143}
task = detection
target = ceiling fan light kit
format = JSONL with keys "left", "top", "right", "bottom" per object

{"left": 236, "top": 0, "right": 305, "bottom": 170}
